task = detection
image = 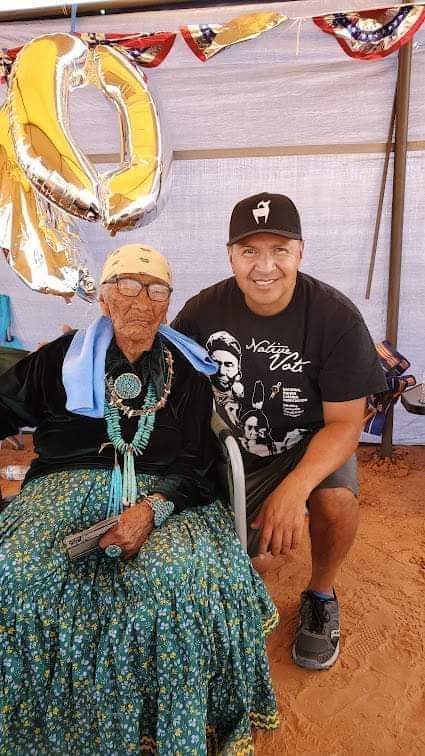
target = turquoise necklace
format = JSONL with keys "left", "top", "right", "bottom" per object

{"left": 102, "top": 347, "right": 174, "bottom": 517}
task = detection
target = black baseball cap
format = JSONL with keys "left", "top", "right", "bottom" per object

{"left": 228, "top": 192, "right": 302, "bottom": 245}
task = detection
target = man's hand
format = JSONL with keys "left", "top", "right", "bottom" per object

{"left": 251, "top": 475, "right": 309, "bottom": 557}
{"left": 251, "top": 399, "right": 365, "bottom": 559}
{"left": 99, "top": 500, "right": 154, "bottom": 561}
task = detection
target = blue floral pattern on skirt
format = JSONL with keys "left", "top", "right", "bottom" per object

{"left": 0, "top": 470, "right": 279, "bottom": 755}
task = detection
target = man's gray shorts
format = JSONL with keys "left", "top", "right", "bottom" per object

{"left": 245, "top": 439, "right": 359, "bottom": 557}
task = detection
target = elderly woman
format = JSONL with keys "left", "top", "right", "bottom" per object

{"left": 0, "top": 244, "right": 279, "bottom": 755}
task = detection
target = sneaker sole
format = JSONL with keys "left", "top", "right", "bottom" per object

{"left": 292, "top": 640, "right": 340, "bottom": 670}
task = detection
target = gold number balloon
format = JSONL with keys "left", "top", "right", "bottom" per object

{"left": 93, "top": 44, "right": 165, "bottom": 234}
{"left": 1, "top": 32, "right": 169, "bottom": 298}
{"left": 7, "top": 32, "right": 168, "bottom": 233}
{"left": 8, "top": 34, "right": 100, "bottom": 221}
{"left": 0, "top": 102, "right": 91, "bottom": 298}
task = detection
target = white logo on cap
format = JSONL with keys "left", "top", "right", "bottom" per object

{"left": 253, "top": 200, "right": 270, "bottom": 224}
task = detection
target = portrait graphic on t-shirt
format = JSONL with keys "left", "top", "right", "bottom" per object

{"left": 206, "top": 330, "right": 310, "bottom": 456}
{"left": 238, "top": 385, "right": 308, "bottom": 458}
{"left": 239, "top": 408, "right": 276, "bottom": 456}
{"left": 238, "top": 382, "right": 276, "bottom": 456}
{"left": 206, "top": 330, "right": 245, "bottom": 427}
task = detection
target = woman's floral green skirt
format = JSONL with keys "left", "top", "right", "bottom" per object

{"left": 0, "top": 470, "right": 279, "bottom": 755}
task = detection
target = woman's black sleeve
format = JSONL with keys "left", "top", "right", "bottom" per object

{"left": 0, "top": 349, "right": 46, "bottom": 438}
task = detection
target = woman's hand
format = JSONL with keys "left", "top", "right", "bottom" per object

{"left": 99, "top": 500, "right": 154, "bottom": 561}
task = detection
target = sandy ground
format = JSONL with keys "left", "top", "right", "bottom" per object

{"left": 257, "top": 446, "right": 425, "bottom": 756}
{"left": 1, "top": 439, "right": 424, "bottom": 755}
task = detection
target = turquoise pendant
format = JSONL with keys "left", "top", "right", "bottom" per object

{"left": 114, "top": 372, "right": 142, "bottom": 400}
{"left": 104, "top": 378, "right": 158, "bottom": 512}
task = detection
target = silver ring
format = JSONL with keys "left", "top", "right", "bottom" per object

{"left": 105, "top": 544, "right": 122, "bottom": 558}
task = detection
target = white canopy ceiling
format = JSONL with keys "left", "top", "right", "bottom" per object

{"left": 0, "top": 2, "right": 424, "bottom": 444}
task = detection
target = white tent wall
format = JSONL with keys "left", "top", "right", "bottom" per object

{"left": 0, "top": 2, "right": 424, "bottom": 444}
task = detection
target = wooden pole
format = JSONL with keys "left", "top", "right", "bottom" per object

{"left": 380, "top": 40, "right": 412, "bottom": 459}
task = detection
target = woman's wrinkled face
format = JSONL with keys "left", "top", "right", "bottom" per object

{"left": 99, "top": 273, "right": 170, "bottom": 345}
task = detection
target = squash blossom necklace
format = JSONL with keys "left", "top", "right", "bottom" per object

{"left": 101, "top": 346, "right": 174, "bottom": 517}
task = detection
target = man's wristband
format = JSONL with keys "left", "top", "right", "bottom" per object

{"left": 144, "top": 494, "right": 174, "bottom": 527}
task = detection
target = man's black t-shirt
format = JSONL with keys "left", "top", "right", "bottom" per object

{"left": 173, "top": 273, "right": 387, "bottom": 473}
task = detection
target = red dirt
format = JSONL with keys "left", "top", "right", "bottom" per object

{"left": 258, "top": 445, "right": 425, "bottom": 755}
{"left": 1, "top": 440, "right": 424, "bottom": 754}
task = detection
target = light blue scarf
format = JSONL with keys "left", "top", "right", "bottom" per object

{"left": 62, "top": 315, "right": 217, "bottom": 418}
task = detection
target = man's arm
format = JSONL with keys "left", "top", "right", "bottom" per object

{"left": 287, "top": 397, "right": 365, "bottom": 493}
{"left": 252, "top": 397, "right": 365, "bottom": 557}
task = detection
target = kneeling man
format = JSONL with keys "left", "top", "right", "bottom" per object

{"left": 173, "top": 192, "right": 387, "bottom": 670}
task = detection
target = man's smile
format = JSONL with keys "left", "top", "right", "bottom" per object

{"left": 250, "top": 278, "right": 281, "bottom": 288}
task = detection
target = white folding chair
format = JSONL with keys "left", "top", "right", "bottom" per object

{"left": 211, "top": 410, "right": 247, "bottom": 551}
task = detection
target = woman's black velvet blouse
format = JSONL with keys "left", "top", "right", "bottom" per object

{"left": 0, "top": 333, "right": 218, "bottom": 512}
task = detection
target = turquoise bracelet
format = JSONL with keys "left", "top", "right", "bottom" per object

{"left": 145, "top": 495, "right": 174, "bottom": 527}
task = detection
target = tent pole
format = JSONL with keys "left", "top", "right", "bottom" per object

{"left": 380, "top": 40, "right": 413, "bottom": 459}
{"left": 365, "top": 89, "right": 396, "bottom": 300}
{"left": 70, "top": 5, "right": 78, "bottom": 33}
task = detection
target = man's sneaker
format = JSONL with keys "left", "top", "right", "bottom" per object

{"left": 292, "top": 590, "right": 340, "bottom": 670}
